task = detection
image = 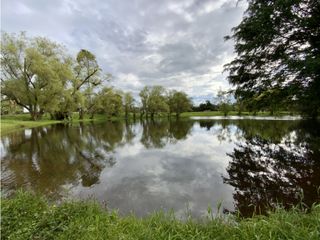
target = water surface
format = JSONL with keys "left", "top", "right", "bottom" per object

{"left": 1, "top": 119, "right": 319, "bottom": 217}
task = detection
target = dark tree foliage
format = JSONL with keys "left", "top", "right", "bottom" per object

{"left": 192, "top": 100, "right": 218, "bottom": 111}
{"left": 225, "top": 0, "right": 320, "bottom": 117}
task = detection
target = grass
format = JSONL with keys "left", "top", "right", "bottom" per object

{"left": 0, "top": 119, "right": 62, "bottom": 135}
{"left": 0, "top": 113, "right": 109, "bottom": 135}
{"left": 1, "top": 191, "right": 320, "bottom": 240}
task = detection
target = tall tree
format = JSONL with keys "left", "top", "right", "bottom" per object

{"left": 72, "top": 49, "right": 105, "bottom": 119}
{"left": 1, "top": 32, "right": 72, "bottom": 120}
{"left": 167, "top": 90, "right": 192, "bottom": 118}
{"left": 225, "top": 0, "right": 320, "bottom": 118}
{"left": 99, "top": 87, "right": 123, "bottom": 118}
{"left": 123, "top": 92, "right": 135, "bottom": 119}
{"left": 216, "top": 90, "right": 232, "bottom": 116}
{"left": 139, "top": 86, "right": 150, "bottom": 118}
{"left": 149, "top": 86, "right": 169, "bottom": 119}
{"left": 139, "top": 86, "right": 169, "bottom": 119}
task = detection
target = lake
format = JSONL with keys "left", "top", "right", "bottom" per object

{"left": 1, "top": 118, "right": 319, "bottom": 218}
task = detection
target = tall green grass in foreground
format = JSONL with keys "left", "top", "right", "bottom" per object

{"left": 2, "top": 191, "right": 320, "bottom": 240}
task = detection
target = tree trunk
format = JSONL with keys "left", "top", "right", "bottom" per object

{"left": 31, "top": 111, "right": 37, "bottom": 121}
{"left": 79, "top": 108, "right": 84, "bottom": 120}
{"left": 30, "top": 111, "right": 42, "bottom": 121}
{"left": 140, "top": 111, "right": 144, "bottom": 120}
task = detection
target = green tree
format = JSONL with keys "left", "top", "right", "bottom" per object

{"left": 0, "top": 97, "right": 23, "bottom": 115}
{"left": 216, "top": 90, "right": 232, "bottom": 116}
{"left": 148, "top": 86, "right": 169, "bottom": 119}
{"left": 123, "top": 92, "right": 135, "bottom": 119}
{"left": 86, "top": 92, "right": 104, "bottom": 119}
{"left": 139, "top": 86, "right": 150, "bottom": 118}
{"left": 225, "top": 0, "right": 320, "bottom": 118}
{"left": 72, "top": 49, "right": 105, "bottom": 120}
{"left": 1, "top": 32, "right": 72, "bottom": 120}
{"left": 139, "top": 86, "right": 169, "bottom": 119}
{"left": 234, "top": 96, "right": 246, "bottom": 116}
{"left": 99, "top": 88, "right": 123, "bottom": 118}
{"left": 167, "top": 90, "right": 192, "bottom": 118}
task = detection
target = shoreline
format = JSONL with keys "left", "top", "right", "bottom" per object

{"left": 0, "top": 111, "right": 302, "bottom": 136}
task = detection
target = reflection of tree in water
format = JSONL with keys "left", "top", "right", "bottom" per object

{"left": 124, "top": 120, "right": 136, "bottom": 144}
{"left": 168, "top": 120, "right": 193, "bottom": 142}
{"left": 198, "top": 120, "right": 238, "bottom": 143}
{"left": 224, "top": 120, "right": 320, "bottom": 217}
{"left": 199, "top": 119, "right": 298, "bottom": 144}
{"left": 1, "top": 122, "right": 126, "bottom": 196}
{"left": 199, "top": 121, "right": 215, "bottom": 131}
{"left": 1, "top": 120, "right": 192, "bottom": 197}
{"left": 216, "top": 120, "right": 235, "bottom": 143}
{"left": 236, "top": 120, "right": 298, "bottom": 143}
{"left": 140, "top": 119, "right": 193, "bottom": 148}
{"left": 140, "top": 120, "right": 169, "bottom": 148}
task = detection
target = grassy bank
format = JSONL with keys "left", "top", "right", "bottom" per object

{"left": 2, "top": 192, "right": 320, "bottom": 240}
{"left": 0, "top": 114, "right": 109, "bottom": 135}
{"left": 0, "top": 111, "right": 296, "bottom": 136}
{"left": 0, "top": 119, "right": 62, "bottom": 135}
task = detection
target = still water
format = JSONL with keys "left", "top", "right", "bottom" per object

{"left": 1, "top": 118, "right": 319, "bottom": 217}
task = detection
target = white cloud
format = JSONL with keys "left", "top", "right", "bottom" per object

{"left": 2, "top": 0, "right": 247, "bottom": 103}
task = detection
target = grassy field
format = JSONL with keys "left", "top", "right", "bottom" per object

{"left": 2, "top": 191, "right": 320, "bottom": 240}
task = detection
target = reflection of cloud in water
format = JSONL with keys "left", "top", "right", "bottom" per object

{"left": 70, "top": 125, "right": 235, "bottom": 218}
{"left": 3, "top": 119, "right": 318, "bottom": 218}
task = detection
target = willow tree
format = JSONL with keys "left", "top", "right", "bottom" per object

{"left": 225, "top": 0, "right": 320, "bottom": 118}
{"left": 167, "top": 90, "right": 192, "bottom": 118}
{"left": 123, "top": 92, "right": 135, "bottom": 119}
{"left": 1, "top": 32, "right": 72, "bottom": 120}
{"left": 99, "top": 87, "right": 123, "bottom": 118}
{"left": 72, "top": 49, "right": 105, "bottom": 119}
{"left": 139, "top": 86, "right": 150, "bottom": 119}
{"left": 139, "top": 86, "right": 169, "bottom": 119}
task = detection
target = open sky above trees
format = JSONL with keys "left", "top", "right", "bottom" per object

{"left": 2, "top": 0, "right": 247, "bottom": 104}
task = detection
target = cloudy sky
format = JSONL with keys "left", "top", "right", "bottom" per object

{"left": 2, "top": 0, "right": 247, "bottom": 104}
